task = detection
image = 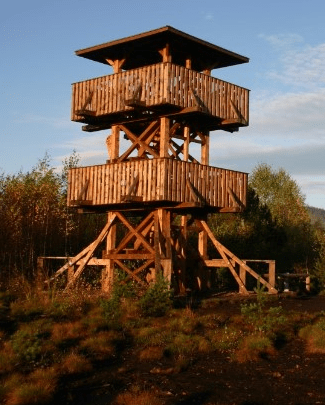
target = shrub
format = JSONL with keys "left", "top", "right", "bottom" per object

{"left": 139, "top": 274, "right": 172, "bottom": 317}
{"left": 241, "top": 283, "right": 286, "bottom": 334}
{"left": 11, "top": 330, "right": 43, "bottom": 363}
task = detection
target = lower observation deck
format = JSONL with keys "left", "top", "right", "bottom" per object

{"left": 67, "top": 159, "right": 247, "bottom": 212}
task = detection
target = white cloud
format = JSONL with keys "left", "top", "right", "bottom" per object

{"left": 251, "top": 89, "right": 325, "bottom": 138}
{"left": 260, "top": 34, "right": 325, "bottom": 89}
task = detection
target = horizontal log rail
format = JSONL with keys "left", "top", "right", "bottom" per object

{"left": 67, "top": 159, "right": 247, "bottom": 210}
{"left": 71, "top": 63, "right": 249, "bottom": 125}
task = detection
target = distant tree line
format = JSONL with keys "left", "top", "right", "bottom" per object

{"left": 0, "top": 157, "right": 324, "bottom": 292}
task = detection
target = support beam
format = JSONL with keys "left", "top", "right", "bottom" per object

{"left": 198, "top": 220, "right": 277, "bottom": 294}
{"left": 160, "top": 117, "right": 170, "bottom": 158}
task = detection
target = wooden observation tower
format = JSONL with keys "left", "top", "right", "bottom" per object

{"left": 53, "top": 26, "right": 276, "bottom": 294}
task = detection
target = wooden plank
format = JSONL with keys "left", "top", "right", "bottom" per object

{"left": 103, "top": 253, "right": 155, "bottom": 260}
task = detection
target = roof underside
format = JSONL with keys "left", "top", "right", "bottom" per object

{"left": 75, "top": 26, "right": 249, "bottom": 72}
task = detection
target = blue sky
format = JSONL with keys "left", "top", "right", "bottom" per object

{"left": 1, "top": 0, "right": 325, "bottom": 208}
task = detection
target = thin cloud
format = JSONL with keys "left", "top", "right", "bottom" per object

{"left": 251, "top": 89, "right": 325, "bottom": 138}
{"left": 14, "top": 113, "right": 73, "bottom": 129}
{"left": 260, "top": 34, "right": 325, "bottom": 89}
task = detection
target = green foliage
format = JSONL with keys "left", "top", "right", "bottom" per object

{"left": 11, "top": 329, "right": 43, "bottom": 363}
{"left": 241, "top": 283, "right": 286, "bottom": 334}
{"left": 139, "top": 274, "right": 173, "bottom": 317}
{"left": 210, "top": 163, "right": 324, "bottom": 281}
{"left": 100, "top": 295, "right": 122, "bottom": 326}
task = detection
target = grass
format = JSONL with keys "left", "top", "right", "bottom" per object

{"left": 234, "top": 334, "right": 276, "bottom": 362}
{"left": 299, "top": 316, "right": 325, "bottom": 353}
{"left": 113, "top": 389, "right": 163, "bottom": 405}
{"left": 1, "top": 280, "right": 325, "bottom": 403}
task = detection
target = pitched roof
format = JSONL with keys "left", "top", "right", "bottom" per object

{"left": 75, "top": 26, "right": 249, "bottom": 72}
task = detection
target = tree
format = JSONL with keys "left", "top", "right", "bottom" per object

{"left": 249, "top": 163, "right": 317, "bottom": 273}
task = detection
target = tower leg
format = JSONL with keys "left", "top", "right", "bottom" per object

{"left": 102, "top": 212, "right": 117, "bottom": 293}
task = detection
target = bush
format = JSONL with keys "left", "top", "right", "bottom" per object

{"left": 139, "top": 274, "right": 172, "bottom": 317}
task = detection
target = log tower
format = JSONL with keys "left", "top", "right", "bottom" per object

{"left": 55, "top": 26, "right": 276, "bottom": 294}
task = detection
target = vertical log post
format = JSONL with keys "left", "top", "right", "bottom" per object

{"left": 178, "top": 214, "right": 187, "bottom": 293}
{"left": 268, "top": 260, "right": 276, "bottom": 289}
{"left": 183, "top": 126, "right": 190, "bottom": 162}
{"left": 198, "top": 214, "right": 208, "bottom": 290}
{"left": 102, "top": 125, "right": 120, "bottom": 292}
{"left": 160, "top": 117, "right": 170, "bottom": 158}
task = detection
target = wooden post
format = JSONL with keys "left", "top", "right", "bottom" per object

{"left": 102, "top": 212, "right": 117, "bottom": 292}
{"left": 178, "top": 215, "right": 187, "bottom": 293}
{"left": 183, "top": 126, "right": 190, "bottom": 162}
{"left": 102, "top": 122, "right": 119, "bottom": 292}
{"left": 160, "top": 117, "right": 170, "bottom": 158}
{"left": 110, "top": 125, "right": 120, "bottom": 162}
{"left": 268, "top": 260, "right": 276, "bottom": 289}
{"left": 198, "top": 215, "right": 208, "bottom": 290}
{"left": 239, "top": 265, "right": 246, "bottom": 289}
{"left": 154, "top": 211, "right": 162, "bottom": 276}
{"left": 157, "top": 209, "right": 172, "bottom": 284}
{"left": 201, "top": 131, "right": 210, "bottom": 165}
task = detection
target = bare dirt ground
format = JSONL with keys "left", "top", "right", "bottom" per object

{"left": 52, "top": 294, "right": 325, "bottom": 405}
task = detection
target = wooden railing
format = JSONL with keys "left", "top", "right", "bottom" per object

{"left": 67, "top": 159, "right": 247, "bottom": 211}
{"left": 71, "top": 63, "right": 249, "bottom": 125}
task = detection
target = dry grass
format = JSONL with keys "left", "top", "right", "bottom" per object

{"left": 5, "top": 368, "right": 57, "bottom": 405}
{"left": 51, "top": 320, "right": 86, "bottom": 343}
{"left": 138, "top": 346, "right": 164, "bottom": 362}
{"left": 79, "top": 330, "right": 119, "bottom": 360}
{"left": 113, "top": 389, "right": 163, "bottom": 405}
{"left": 299, "top": 317, "right": 325, "bottom": 353}
{"left": 0, "top": 341, "right": 16, "bottom": 374}
{"left": 60, "top": 352, "right": 93, "bottom": 375}
{"left": 234, "top": 334, "right": 276, "bottom": 363}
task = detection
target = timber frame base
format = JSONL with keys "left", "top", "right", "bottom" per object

{"left": 46, "top": 209, "right": 277, "bottom": 295}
